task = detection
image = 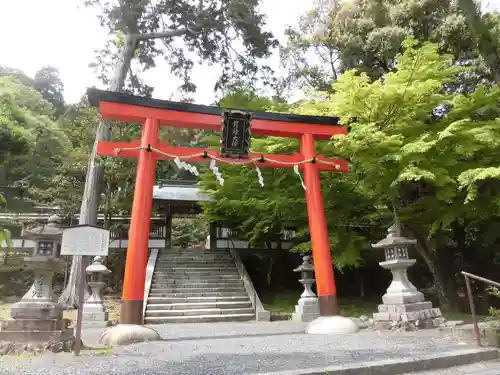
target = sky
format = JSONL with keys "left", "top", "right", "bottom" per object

{"left": 0, "top": 0, "right": 499, "bottom": 105}
{"left": 0, "top": 0, "right": 311, "bottom": 104}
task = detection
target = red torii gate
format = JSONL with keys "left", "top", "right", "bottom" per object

{"left": 88, "top": 88, "right": 348, "bottom": 325}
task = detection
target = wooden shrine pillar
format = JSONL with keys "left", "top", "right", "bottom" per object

{"left": 209, "top": 222, "right": 217, "bottom": 250}
{"left": 300, "top": 133, "right": 340, "bottom": 316}
{"left": 164, "top": 205, "right": 172, "bottom": 249}
{"left": 121, "top": 118, "right": 159, "bottom": 325}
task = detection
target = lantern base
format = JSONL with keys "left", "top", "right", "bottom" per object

{"left": 99, "top": 324, "right": 161, "bottom": 346}
{"left": 292, "top": 295, "right": 320, "bottom": 323}
{"left": 373, "top": 301, "right": 444, "bottom": 330}
{"left": 306, "top": 316, "right": 360, "bottom": 335}
{"left": 0, "top": 300, "right": 74, "bottom": 348}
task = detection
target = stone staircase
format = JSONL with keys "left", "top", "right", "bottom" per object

{"left": 144, "top": 248, "right": 255, "bottom": 323}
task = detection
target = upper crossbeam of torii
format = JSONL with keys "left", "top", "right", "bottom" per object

{"left": 88, "top": 88, "right": 348, "bottom": 325}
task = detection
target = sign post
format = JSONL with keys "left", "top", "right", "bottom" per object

{"left": 61, "top": 225, "right": 110, "bottom": 356}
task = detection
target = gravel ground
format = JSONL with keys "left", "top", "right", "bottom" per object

{"left": 0, "top": 322, "right": 483, "bottom": 375}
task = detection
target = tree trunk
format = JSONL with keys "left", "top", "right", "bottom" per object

{"left": 357, "top": 268, "right": 365, "bottom": 298}
{"left": 58, "top": 28, "right": 191, "bottom": 307}
{"left": 58, "top": 37, "right": 136, "bottom": 308}
{"left": 413, "top": 238, "right": 456, "bottom": 312}
{"left": 265, "top": 238, "right": 283, "bottom": 287}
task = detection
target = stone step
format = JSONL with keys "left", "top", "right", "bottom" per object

{"left": 157, "top": 253, "right": 233, "bottom": 262}
{"left": 152, "top": 277, "right": 243, "bottom": 287}
{"left": 157, "top": 262, "right": 234, "bottom": 266}
{"left": 146, "top": 301, "right": 252, "bottom": 310}
{"left": 151, "top": 281, "right": 244, "bottom": 289}
{"left": 153, "top": 267, "right": 236, "bottom": 272}
{"left": 150, "top": 284, "right": 245, "bottom": 290}
{"left": 159, "top": 254, "right": 232, "bottom": 258}
{"left": 153, "top": 269, "right": 239, "bottom": 276}
{"left": 148, "top": 290, "right": 247, "bottom": 298}
{"left": 145, "top": 307, "right": 254, "bottom": 317}
{"left": 146, "top": 307, "right": 253, "bottom": 317}
{"left": 158, "top": 258, "right": 232, "bottom": 262}
{"left": 158, "top": 254, "right": 232, "bottom": 259}
{"left": 153, "top": 275, "right": 240, "bottom": 281}
{"left": 159, "top": 257, "right": 233, "bottom": 261}
{"left": 160, "top": 249, "right": 230, "bottom": 254}
{"left": 154, "top": 270, "right": 240, "bottom": 275}
{"left": 147, "top": 295, "right": 250, "bottom": 303}
{"left": 152, "top": 275, "right": 241, "bottom": 281}
{"left": 152, "top": 280, "right": 242, "bottom": 285}
{"left": 156, "top": 261, "right": 235, "bottom": 267}
{"left": 144, "top": 313, "right": 255, "bottom": 324}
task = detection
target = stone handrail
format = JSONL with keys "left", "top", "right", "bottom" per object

{"left": 229, "top": 247, "right": 270, "bottom": 322}
{"left": 143, "top": 248, "right": 160, "bottom": 322}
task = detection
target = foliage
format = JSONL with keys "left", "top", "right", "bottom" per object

{"left": 0, "top": 172, "right": 12, "bottom": 265}
{"left": 281, "top": 0, "right": 486, "bottom": 93}
{"left": 33, "top": 66, "right": 66, "bottom": 118}
{"left": 322, "top": 38, "right": 500, "bottom": 230}
{"left": 487, "top": 286, "right": 500, "bottom": 323}
{"left": 1, "top": 65, "right": 67, "bottom": 118}
{"left": 171, "top": 216, "right": 208, "bottom": 248}
{"left": 0, "top": 66, "right": 35, "bottom": 88}
{"left": 0, "top": 76, "right": 70, "bottom": 210}
{"left": 458, "top": 0, "right": 500, "bottom": 83}
{"left": 298, "top": 37, "right": 500, "bottom": 308}
{"left": 84, "top": 0, "right": 279, "bottom": 95}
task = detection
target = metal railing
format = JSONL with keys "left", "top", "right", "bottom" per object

{"left": 461, "top": 271, "right": 500, "bottom": 346}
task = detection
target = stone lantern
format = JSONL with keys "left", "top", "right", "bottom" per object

{"left": 82, "top": 256, "right": 111, "bottom": 328}
{"left": 0, "top": 216, "right": 74, "bottom": 351}
{"left": 372, "top": 224, "right": 443, "bottom": 330}
{"left": 292, "top": 255, "right": 320, "bottom": 322}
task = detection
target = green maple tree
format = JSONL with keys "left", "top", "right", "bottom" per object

{"left": 300, "top": 38, "right": 500, "bottom": 310}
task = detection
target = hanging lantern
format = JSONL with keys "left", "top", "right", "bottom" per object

{"left": 220, "top": 110, "right": 252, "bottom": 158}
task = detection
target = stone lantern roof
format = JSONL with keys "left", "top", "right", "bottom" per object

{"left": 372, "top": 224, "right": 416, "bottom": 250}
{"left": 21, "top": 215, "right": 63, "bottom": 240}
{"left": 86, "top": 256, "right": 111, "bottom": 275}
{"left": 293, "top": 255, "right": 314, "bottom": 273}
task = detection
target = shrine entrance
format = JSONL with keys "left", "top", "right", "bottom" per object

{"left": 88, "top": 88, "right": 348, "bottom": 325}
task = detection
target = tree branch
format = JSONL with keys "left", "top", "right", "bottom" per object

{"left": 134, "top": 28, "right": 191, "bottom": 41}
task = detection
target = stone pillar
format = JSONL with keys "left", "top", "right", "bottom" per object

{"left": 82, "top": 256, "right": 111, "bottom": 328}
{"left": 292, "top": 255, "right": 320, "bottom": 322}
{"left": 372, "top": 225, "right": 444, "bottom": 330}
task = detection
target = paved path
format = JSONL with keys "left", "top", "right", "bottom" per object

{"left": 0, "top": 322, "right": 493, "bottom": 375}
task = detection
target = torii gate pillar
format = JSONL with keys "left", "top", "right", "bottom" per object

{"left": 121, "top": 119, "right": 159, "bottom": 324}
{"left": 301, "top": 133, "right": 339, "bottom": 315}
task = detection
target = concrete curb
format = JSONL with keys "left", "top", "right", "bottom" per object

{"left": 440, "top": 323, "right": 500, "bottom": 347}
{"left": 252, "top": 348, "right": 499, "bottom": 375}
